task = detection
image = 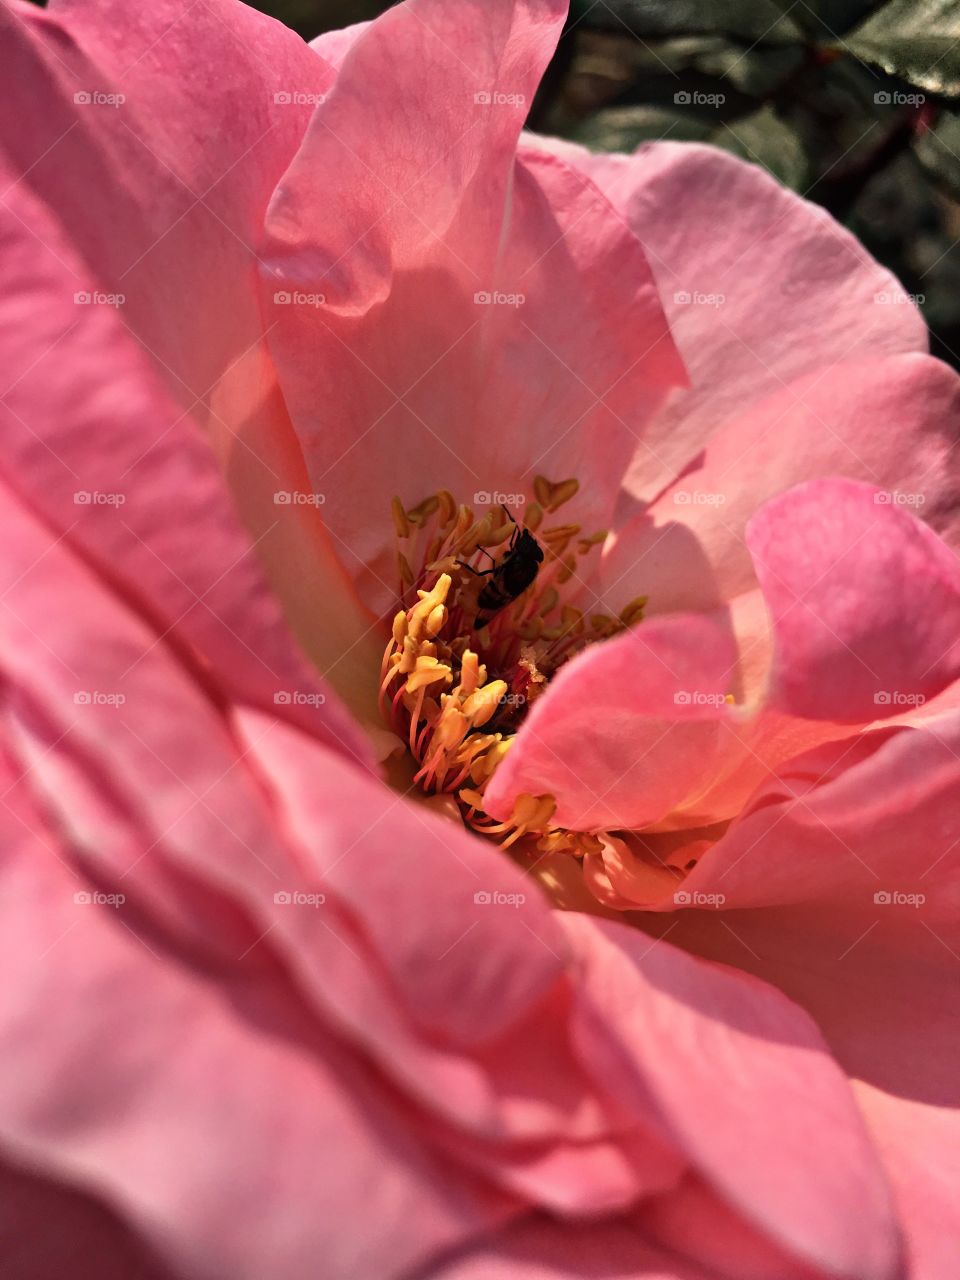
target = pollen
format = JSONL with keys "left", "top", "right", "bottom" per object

{"left": 378, "top": 480, "right": 645, "bottom": 857}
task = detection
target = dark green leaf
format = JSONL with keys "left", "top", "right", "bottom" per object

{"left": 568, "top": 104, "right": 715, "bottom": 151}
{"left": 786, "top": 0, "right": 879, "bottom": 40}
{"left": 712, "top": 106, "right": 811, "bottom": 187}
{"left": 577, "top": 0, "right": 804, "bottom": 45}
{"left": 914, "top": 109, "right": 960, "bottom": 196}
{"left": 845, "top": 0, "right": 960, "bottom": 97}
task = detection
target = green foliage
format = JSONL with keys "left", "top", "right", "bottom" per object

{"left": 549, "top": 0, "right": 960, "bottom": 369}
{"left": 846, "top": 0, "right": 960, "bottom": 96}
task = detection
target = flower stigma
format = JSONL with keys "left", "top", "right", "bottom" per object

{"left": 379, "top": 477, "right": 648, "bottom": 857}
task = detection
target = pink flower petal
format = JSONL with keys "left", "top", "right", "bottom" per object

{"left": 0, "top": 475, "right": 674, "bottom": 1216}
{"left": 4, "top": 0, "right": 332, "bottom": 421}
{"left": 663, "top": 902, "right": 960, "bottom": 1280}
{"left": 0, "top": 453, "right": 903, "bottom": 1273}
{"left": 0, "top": 3, "right": 392, "bottom": 726}
{"left": 676, "top": 708, "right": 960, "bottom": 914}
{"left": 260, "top": 0, "right": 684, "bottom": 609}
{"left": 648, "top": 709, "right": 960, "bottom": 1275}
{"left": 0, "top": 758, "right": 513, "bottom": 1280}
{"left": 636, "top": 1174, "right": 840, "bottom": 1280}
{"left": 560, "top": 915, "right": 900, "bottom": 1280}
{"left": 0, "top": 160, "right": 374, "bottom": 766}
{"left": 483, "top": 612, "right": 739, "bottom": 830}
{"left": 0, "top": 1161, "right": 173, "bottom": 1280}
{"left": 600, "top": 352, "right": 960, "bottom": 617}
{"left": 427, "top": 1214, "right": 719, "bottom": 1278}
{"left": 310, "top": 19, "right": 372, "bottom": 70}
{"left": 521, "top": 138, "right": 928, "bottom": 507}
{"left": 747, "top": 478, "right": 960, "bottom": 722}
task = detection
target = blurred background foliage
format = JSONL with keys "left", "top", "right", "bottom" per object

{"left": 254, "top": 0, "right": 960, "bottom": 368}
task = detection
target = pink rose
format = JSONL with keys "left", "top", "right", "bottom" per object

{"left": 1, "top": 1, "right": 957, "bottom": 1277}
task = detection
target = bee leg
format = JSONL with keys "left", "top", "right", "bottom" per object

{"left": 457, "top": 560, "right": 494, "bottom": 578}
{"left": 499, "top": 507, "right": 520, "bottom": 550}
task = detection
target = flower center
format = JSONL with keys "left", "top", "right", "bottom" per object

{"left": 378, "top": 478, "right": 647, "bottom": 855}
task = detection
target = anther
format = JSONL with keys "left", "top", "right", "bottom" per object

{"left": 392, "top": 496, "right": 411, "bottom": 539}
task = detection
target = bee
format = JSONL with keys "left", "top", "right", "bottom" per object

{"left": 460, "top": 505, "right": 545, "bottom": 628}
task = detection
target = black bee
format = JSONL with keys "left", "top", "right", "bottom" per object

{"left": 460, "top": 505, "right": 544, "bottom": 628}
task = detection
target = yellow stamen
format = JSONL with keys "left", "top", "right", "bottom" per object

{"left": 406, "top": 655, "right": 451, "bottom": 694}
{"left": 379, "top": 483, "right": 644, "bottom": 853}
{"left": 462, "top": 679, "right": 508, "bottom": 728}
